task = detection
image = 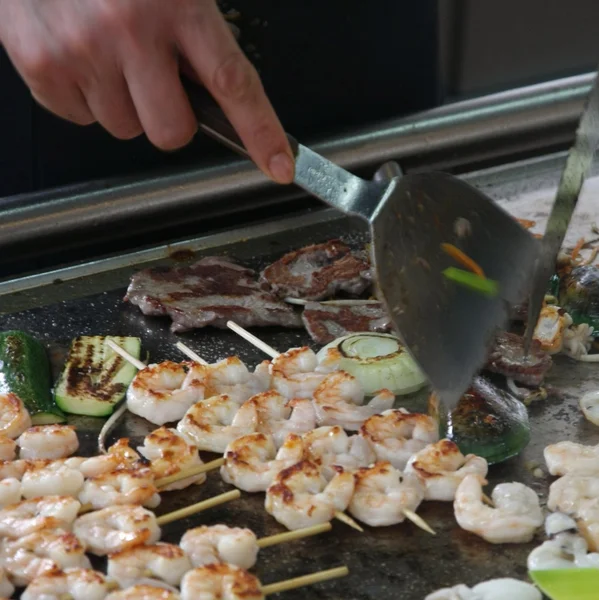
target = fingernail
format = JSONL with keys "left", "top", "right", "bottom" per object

{"left": 268, "top": 152, "right": 295, "bottom": 184}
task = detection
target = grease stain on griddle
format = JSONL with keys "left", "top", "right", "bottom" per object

{"left": 167, "top": 248, "right": 196, "bottom": 262}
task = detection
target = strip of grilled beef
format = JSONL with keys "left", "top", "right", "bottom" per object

{"left": 260, "top": 240, "right": 372, "bottom": 301}
{"left": 302, "top": 302, "right": 391, "bottom": 344}
{"left": 485, "top": 331, "right": 552, "bottom": 386}
{"left": 125, "top": 257, "right": 302, "bottom": 332}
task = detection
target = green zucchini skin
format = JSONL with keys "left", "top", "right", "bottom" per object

{"left": 54, "top": 336, "right": 141, "bottom": 417}
{"left": 0, "top": 330, "right": 66, "bottom": 425}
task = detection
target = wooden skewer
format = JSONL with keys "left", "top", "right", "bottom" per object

{"left": 261, "top": 566, "right": 349, "bottom": 596}
{"left": 285, "top": 297, "right": 381, "bottom": 307}
{"left": 225, "top": 321, "right": 436, "bottom": 536}
{"left": 156, "top": 489, "right": 241, "bottom": 526}
{"left": 257, "top": 522, "right": 332, "bottom": 549}
{"left": 175, "top": 341, "right": 209, "bottom": 365}
{"left": 106, "top": 339, "right": 146, "bottom": 370}
{"left": 155, "top": 457, "right": 226, "bottom": 489}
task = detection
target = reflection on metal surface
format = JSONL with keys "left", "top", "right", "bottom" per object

{"left": 0, "top": 73, "right": 594, "bottom": 264}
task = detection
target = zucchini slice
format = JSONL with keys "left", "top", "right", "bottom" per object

{"left": 0, "top": 330, "right": 66, "bottom": 425}
{"left": 54, "top": 336, "right": 142, "bottom": 417}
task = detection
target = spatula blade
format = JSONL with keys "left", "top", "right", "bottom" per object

{"left": 370, "top": 171, "right": 541, "bottom": 410}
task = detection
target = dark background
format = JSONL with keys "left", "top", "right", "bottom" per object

{"left": 1, "top": 0, "right": 599, "bottom": 198}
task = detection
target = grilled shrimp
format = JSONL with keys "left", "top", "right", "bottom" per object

{"left": 73, "top": 505, "right": 160, "bottom": 556}
{"left": 79, "top": 438, "right": 142, "bottom": 478}
{"left": 0, "top": 435, "right": 16, "bottom": 461}
{"left": 0, "top": 458, "right": 26, "bottom": 480}
{"left": 180, "top": 564, "right": 263, "bottom": 600}
{"left": 0, "top": 392, "right": 32, "bottom": 439}
{"left": 17, "top": 425, "right": 79, "bottom": 460}
{"left": 313, "top": 372, "right": 395, "bottom": 431}
{"left": 265, "top": 460, "right": 354, "bottom": 530}
{"left": 0, "top": 569, "right": 13, "bottom": 599}
{"left": 271, "top": 347, "right": 329, "bottom": 399}
{"left": 348, "top": 462, "right": 424, "bottom": 527}
{"left": 528, "top": 531, "right": 599, "bottom": 570}
{"left": 107, "top": 543, "right": 192, "bottom": 587}
{"left": 454, "top": 474, "right": 543, "bottom": 544}
{"left": 138, "top": 427, "right": 206, "bottom": 491}
{"left": 180, "top": 525, "right": 259, "bottom": 569}
{"left": 21, "top": 458, "right": 86, "bottom": 499}
{"left": 205, "top": 357, "right": 270, "bottom": 404}
{"left": 22, "top": 568, "right": 111, "bottom": 600}
{"left": 0, "top": 495, "right": 81, "bottom": 537}
{"left": 234, "top": 390, "right": 316, "bottom": 447}
{"left": 177, "top": 394, "right": 253, "bottom": 453}
{"left": 302, "top": 426, "right": 375, "bottom": 479}
{"left": 0, "top": 529, "right": 91, "bottom": 586}
{"left": 548, "top": 474, "right": 599, "bottom": 514}
{"left": 574, "top": 499, "right": 599, "bottom": 552}
{"left": 127, "top": 361, "right": 207, "bottom": 425}
{"left": 220, "top": 432, "right": 304, "bottom": 492}
{"left": 0, "top": 479, "right": 21, "bottom": 508}
{"left": 544, "top": 441, "right": 599, "bottom": 476}
{"left": 426, "top": 578, "right": 542, "bottom": 600}
{"left": 360, "top": 409, "right": 438, "bottom": 470}
{"left": 79, "top": 466, "right": 160, "bottom": 510}
{"left": 106, "top": 584, "right": 181, "bottom": 600}
{"left": 405, "top": 440, "right": 488, "bottom": 501}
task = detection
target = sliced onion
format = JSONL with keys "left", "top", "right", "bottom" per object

{"left": 316, "top": 332, "right": 427, "bottom": 396}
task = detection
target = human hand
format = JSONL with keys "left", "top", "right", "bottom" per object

{"left": 0, "top": 0, "right": 294, "bottom": 183}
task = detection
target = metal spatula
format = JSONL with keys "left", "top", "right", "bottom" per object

{"left": 184, "top": 82, "right": 540, "bottom": 410}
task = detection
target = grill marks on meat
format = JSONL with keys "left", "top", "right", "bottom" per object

{"left": 124, "top": 257, "right": 302, "bottom": 333}
{"left": 260, "top": 240, "right": 372, "bottom": 300}
{"left": 485, "top": 331, "right": 552, "bottom": 386}
{"left": 302, "top": 302, "right": 391, "bottom": 344}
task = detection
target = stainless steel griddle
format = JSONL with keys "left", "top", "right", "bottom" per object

{"left": 2, "top": 151, "right": 599, "bottom": 599}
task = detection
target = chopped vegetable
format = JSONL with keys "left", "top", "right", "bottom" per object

{"left": 0, "top": 330, "right": 66, "bottom": 424}
{"left": 316, "top": 332, "right": 427, "bottom": 396}
{"left": 443, "top": 267, "right": 499, "bottom": 297}
{"left": 530, "top": 568, "right": 599, "bottom": 600}
{"left": 54, "top": 336, "right": 141, "bottom": 417}
{"left": 558, "top": 265, "right": 599, "bottom": 337}
{"left": 441, "top": 243, "right": 485, "bottom": 277}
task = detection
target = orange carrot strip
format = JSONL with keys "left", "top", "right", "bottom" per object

{"left": 441, "top": 243, "right": 485, "bottom": 278}
{"left": 571, "top": 237, "right": 586, "bottom": 261}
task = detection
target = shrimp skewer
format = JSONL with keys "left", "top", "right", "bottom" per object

{"left": 544, "top": 440, "right": 599, "bottom": 476}
{"left": 22, "top": 568, "right": 112, "bottom": 600}
{"left": 17, "top": 425, "right": 80, "bottom": 460}
{"left": 180, "top": 522, "right": 331, "bottom": 569}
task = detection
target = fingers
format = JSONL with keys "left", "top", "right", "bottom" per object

{"left": 177, "top": 1, "right": 294, "bottom": 184}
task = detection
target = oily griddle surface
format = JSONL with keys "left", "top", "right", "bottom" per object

{"left": 0, "top": 212, "right": 597, "bottom": 599}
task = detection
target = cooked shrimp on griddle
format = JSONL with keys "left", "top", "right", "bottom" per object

{"left": 348, "top": 462, "right": 424, "bottom": 527}
{"left": 73, "top": 505, "right": 160, "bottom": 556}
{"left": 313, "top": 371, "right": 395, "bottom": 431}
{"left": 0, "top": 436, "right": 16, "bottom": 461}
{"left": 528, "top": 531, "right": 599, "bottom": 570}
{"left": 544, "top": 440, "right": 599, "bottom": 476}
{"left": 79, "top": 466, "right": 160, "bottom": 510}
{"left": 79, "top": 438, "right": 142, "bottom": 478}
{"left": 220, "top": 432, "right": 304, "bottom": 492}
{"left": 547, "top": 474, "right": 599, "bottom": 514}
{"left": 106, "top": 583, "right": 180, "bottom": 600}
{"left": 0, "top": 458, "right": 26, "bottom": 481}
{"left": 405, "top": 440, "right": 488, "bottom": 501}
{"left": 0, "top": 529, "right": 91, "bottom": 587}
{"left": 360, "top": 409, "right": 438, "bottom": 470}
{"left": 205, "top": 357, "right": 270, "bottom": 404}
{"left": 0, "top": 495, "right": 81, "bottom": 537}
{"left": 302, "top": 426, "right": 375, "bottom": 479}
{"left": 234, "top": 390, "right": 316, "bottom": 447}
{"left": 21, "top": 458, "right": 86, "bottom": 499}
{"left": 265, "top": 459, "right": 354, "bottom": 530}
{"left": 454, "top": 474, "right": 543, "bottom": 544}
{"left": 17, "top": 424, "right": 79, "bottom": 460}
{"left": 22, "top": 568, "right": 111, "bottom": 600}
{"left": 570, "top": 499, "right": 599, "bottom": 551}
{"left": 0, "top": 569, "right": 13, "bottom": 599}
{"left": 180, "top": 524, "right": 259, "bottom": 569}
{"left": 107, "top": 542, "right": 192, "bottom": 587}
{"left": 137, "top": 427, "right": 206, "bottom": 491}
{"left": 177, "top": 394, "right": 253, "bottom": 453}
{"left": 270, "top": 347, "right": 329, "bottom": 399}
{"left": 0, "top": 479, "right": 21, "bottom": 508}
{"left": 0, "top": 392, "right": 32, "bottom": 439}
{"left": 180, "top": 564, "right": 263, "bottom": 600}
{"left": 127, "top": 361, "right": 207, "bottom": 425}
{"left": 426, "top": 578, "right": 542, "bottom": 600}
